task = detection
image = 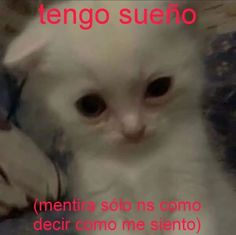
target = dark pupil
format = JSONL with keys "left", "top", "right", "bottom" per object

{"left": 76, "top": 94, "right": 106, "bottom": 117}
{"left": 146, "top": 77, "right": 172, "bottom": 98}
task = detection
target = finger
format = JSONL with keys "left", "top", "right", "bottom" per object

{"left": 0, "top": 183, "right": 28, "bottom": 208}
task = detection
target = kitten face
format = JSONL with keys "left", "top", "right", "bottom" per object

{"left": 4, "top": 1, "right": 205, "bottom": 159}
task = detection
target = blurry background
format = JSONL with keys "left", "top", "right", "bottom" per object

{"left": 1, "top": 1, "right": 236, "bottom": 50}
{"left": 0, "top": 0, "right": 235, "bottom": 57}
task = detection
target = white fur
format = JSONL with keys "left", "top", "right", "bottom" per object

{"left": 3, "top": 1, "right": 236, "bottom": 234}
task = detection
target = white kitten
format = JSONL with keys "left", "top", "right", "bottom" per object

{"left": 3, "top": 1, "right": 236, "bottom": 235}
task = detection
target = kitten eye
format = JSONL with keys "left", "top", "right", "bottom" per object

{"left": 145, "top": 76, "right": 172, "bottom": 99}
{"left": 75, "top": 94, "right": 107, "bottom": 118}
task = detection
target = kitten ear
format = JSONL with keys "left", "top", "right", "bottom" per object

{"left": 3, "top": 23, "right": 49, "bottom": 73}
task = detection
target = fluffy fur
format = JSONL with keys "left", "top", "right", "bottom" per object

{"left": 3, "top": 1, "right": 236, "bottom": 234}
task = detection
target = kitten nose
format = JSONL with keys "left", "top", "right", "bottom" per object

{"left": 121, "top": 114, "right": 146, "bottom": 142}
{"left": 122, "top": 126, "right": 146, "bottom": 142}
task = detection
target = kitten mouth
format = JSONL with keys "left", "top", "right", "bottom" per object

{"left": 121, "top": 135, "right": 147, "bottom": 145}
{"left": 122, "top": 127, "right": 146, "bottom": 144}
{"left": 126, "top": 137, "right": 144, "bottom": 144}
{"left": 119, "top": 131, "right": 155, "bottom": 147}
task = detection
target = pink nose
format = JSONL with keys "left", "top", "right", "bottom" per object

{"left": 122, "top": 126, "right": 146, "bottom": 142}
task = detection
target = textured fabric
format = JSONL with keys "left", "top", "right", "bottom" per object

{"left": 206, "top": 32, "right": 236, "bottom": 169}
